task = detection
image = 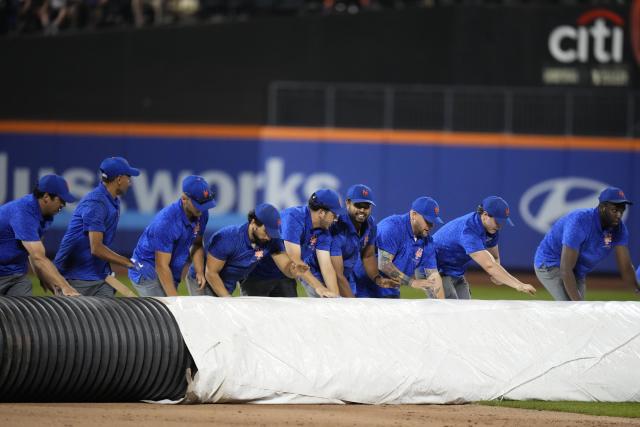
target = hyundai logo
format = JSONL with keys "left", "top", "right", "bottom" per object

{"left": 519, "top": 177, "right": 619, "bottom": 234}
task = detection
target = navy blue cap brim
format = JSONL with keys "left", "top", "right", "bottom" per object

{"left": 191, "top": 198, "right": 217, "bottom": 212}
{"left": 331, "top": 207, "right": 347, "bottom": 218}
{"left": 59, "top": 191, "right": 78, "bottom": 203}
{"left": 495, "top": 217, "right": 515, "bottom": 227}
{"left": 424, "top": 216, "right": 444, "bottom": 225}
{"left": 603, "top": 199, "right": 633, "bottom": 205}
{"left": 349, "top": 198, "right": 376, "bottom": 207}
{"left": 265, "top": 226, "right": 281, "bottom": 239}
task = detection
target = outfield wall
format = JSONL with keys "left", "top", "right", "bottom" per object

{"left": 0, "top": 121, "right": 638, "bottom": 272}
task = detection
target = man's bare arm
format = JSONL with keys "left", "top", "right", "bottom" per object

{"left": 204, "top": 254, "right": 231, "bottom": 297}
{"left": 470, "top": 250, "right": 536, "bottom": 296}
{"left": 559, "top": 245, "right": 582, "bottom": 301}
{"left": 330, "top": 254, "right": 354, "bottom": 297}
{"left": 284, "top": 241, "right": 337, "bottom": 297}
{"left": 88, "top": 231, "right": 134, "bottom": 268}
{"left": 614, "top": 246, "right": 639, "bottom": 294}
{"left": 23, "top": 241, "right": 79, "bottom": 296}
{"left": 155, "top": 251, "right": 178, "bottom": 296}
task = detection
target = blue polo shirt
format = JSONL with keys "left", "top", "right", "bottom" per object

{"left": 247, "top": 206, "right": 331, "bottom": 281}
{"left": 330, "top": 215, "right": 376, "bottom": 294}
{"left": 433, "top": 212, "right": 499, "bottom": 278}
{"left": 534, "top": 208, "right": 629, "bottom": 280}
{"left": 354, "top": 213, "right": 436, "bottom": 298}
{"left": 187, "top": 222, "right": 285, "bottom": 294}
{"left": 0, "top": 194, "right": 53, "bottom": 276}
{"left": 54, "top": 184, "right": 120, "bottom": 281}
{"left": 128, "top": 199, "right": 208, "bottom": 284}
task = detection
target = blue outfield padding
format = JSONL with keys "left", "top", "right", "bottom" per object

{"left": 0, "top": 129, "right": 637, "bottom": 271}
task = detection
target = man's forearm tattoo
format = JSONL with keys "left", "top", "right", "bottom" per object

{"left": 378, "top": 249, "right": 412, "bottom": 286}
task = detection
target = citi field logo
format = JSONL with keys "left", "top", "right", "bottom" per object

{"left": 548, "top": 9, "right": 624, "bottom": 64}
{"left": 519, "top": 177, "right": 610, "bottom": 234}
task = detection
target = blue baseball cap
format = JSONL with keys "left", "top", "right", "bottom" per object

{"left": 255, "top": 203, "right": 281, "bottom": 239}
{"left": 310, "top": 189, "right": 346, "bottom": 217}
{"left": 482, "top": 196, "right": 514, "bottom": 227}
{"left": 346, "top": 184, "right": 376, "bottom": 206}
{"left": 182, "top": 175, "right": 217, "bottom": 212}
{"left": 598, "top": 187, "right": 632, "bottom": 205}
{"left": 411, "top": 196, "right": 444, "bottom": 225}
{"left": 37, "top": 174, "right": 77, "bottom": 203}
{"left": 99, "top": 157, "right": 140, "bottom": 179}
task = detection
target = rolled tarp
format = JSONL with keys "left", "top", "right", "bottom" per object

{"left": 0, "top": 297, "right": 193, "bottom": 402}
{"left": 164, "top": 297, "right": 640, "bottom": 404}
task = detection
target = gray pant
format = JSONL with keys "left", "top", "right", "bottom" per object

{"left": 68, "top": 279, "right": 115, "bottom": 297}
{"left": 535, "top": 265, "right": 586, "bottom": 301}
{"left": 442, "top": 275, "right": 471, "bottom": 300}
{"left": 0, "top": 274, "right": 32, "bottom": 296}
{"left": 240, "top": 276, "right": 297, "bottom": 297}
{"left": 133, "top": 277, "right": 170, "bottom": 297}
{"left": 185, "top": 274, "right": 216, "bottom": 296}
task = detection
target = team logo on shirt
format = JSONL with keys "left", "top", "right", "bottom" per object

{"left": 309, "top": 234, "right": 318, "bottom": 248}
{"left": 415, "top": 247, "right": 423, "bottom": 261}
{"left": 603, "top": 232, "right": 612, "bottom": 248}
{"left": 254, "top": 249, "right": 264, "bottom": 260}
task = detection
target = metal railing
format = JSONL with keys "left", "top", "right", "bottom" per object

{"left": 268, "top": 81, "right": 638, "bottom": 137}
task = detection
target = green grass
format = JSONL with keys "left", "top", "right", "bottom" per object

{"left": 30, "top": 276, "right": 639, "bottom": 301}
{"left": 479, "top": 400, "right": 640, "bottom": 418}
{"left": 400, "top": 283, "right": 639, "bottom": 301}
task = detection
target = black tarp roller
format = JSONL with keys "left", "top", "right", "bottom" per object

{"left": 0, "top": 297, "right": 193, "bottom": 402}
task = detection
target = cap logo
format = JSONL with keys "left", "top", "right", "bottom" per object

{"left": 505, "top": 207, "right": 510, "bottom": 216}
{"left": 203, "top": 189, "right": 209, "bottom": 198}
{"left": 434, "top": 206, "right": 439, "bottom": 215}
{"left": 619, "top": 190, "right": 625, "bottom": 198}
{"left": 362, "top": 189, "right": 369, "bottom": 196}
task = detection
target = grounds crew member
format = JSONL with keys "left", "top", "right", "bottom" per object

{"left": 55, "top": 157, "right": 141, "bottom": 296}
{"left": 433, "top": 196, "right": 535, "bottom": 299}
{"left": 330, "top": 184, "right": 397, "bottom": 297}
{"left": 241, "top": 189, "right": 343, "bottom": 298}
{"left": 128, "top": 175, "right": 216, "bottom": 296}
{"left": 185, "top": 203, "right": 308, "bottom": 297}
{"left": 535, "top": 187, "right": 637, "bottom": 301}
{"left": 354, "top": 196, "right": 444, "bottom": 298}
{"left": 0, "top": 174, "right": 79, "bottom": 296}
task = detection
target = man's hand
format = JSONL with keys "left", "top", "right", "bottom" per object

{"left": 289, "top": 261, "right": 310, "bottom": 277}
{"left": 410, "top": 278, "right": 440, "bottom": 291}
{"left": 316, "top": 287, "right": 338, "bottom": 298}
{"left": 375, "top": 275, "right": 400, "bottom": 289}
{"left": 196, "top": 271, "right": 207, "bottom": 290}
{"left": 57, "top": 285, "right": 80, "bottom": 297}
{"left": 516, "top": 283, "right": 537, "bottom": 295}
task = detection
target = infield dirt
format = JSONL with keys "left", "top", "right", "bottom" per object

{"left": 1, "top": 403, "right": 638, "bottom": 427}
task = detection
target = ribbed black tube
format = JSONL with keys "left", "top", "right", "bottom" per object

{"left": 0, "top": 297, "right": 194, "bottom": 402}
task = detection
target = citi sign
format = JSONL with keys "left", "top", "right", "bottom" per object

{"left": 548, "top": 9, "right": 624, "bottom": 64}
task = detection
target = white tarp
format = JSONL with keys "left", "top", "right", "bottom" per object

{"left": 162, "top": 297, "right": 640, "bottom": 404}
